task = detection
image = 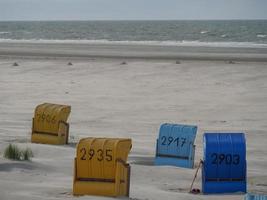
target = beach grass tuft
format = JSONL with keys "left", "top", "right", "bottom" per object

{"left": 21, "top": 148, "right": 34, "bottom": 161}
{"left": 4, "top": 144, "right": 33, "bottom": 161}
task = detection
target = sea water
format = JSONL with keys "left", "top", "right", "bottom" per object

{"left": 0, "top": 20, "right": 266, "bottom": 47}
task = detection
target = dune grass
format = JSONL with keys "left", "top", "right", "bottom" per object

{"left": 4, "top": 144, "right": 33, "bottom": 161}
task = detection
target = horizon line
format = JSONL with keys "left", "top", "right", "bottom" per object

{"left": 1, "top": 19, "right": 267, "bottom": 22}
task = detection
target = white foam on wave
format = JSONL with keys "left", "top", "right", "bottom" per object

{"left": 200, "top": 31, "right": 208, "bottom": 34}
{"left": 0, "top": 32, "right": 10, "bottom": 34}
{"left": 0, "top": 38, "right": 267, "bottom": 48}
{"left": 257, "top": 34, "right": 267, "bottom": 38}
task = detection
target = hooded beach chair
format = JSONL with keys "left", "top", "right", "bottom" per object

{"left": 73, "top": 137, "right": 132, "bottom": 197}
{"left": 202, "top": 133, "right": 247, "bottom": 194}
{"left": 31, "top": 103, "right": 71, "bottom": 145}
{"left": 155, "top": 123, "right": 197, "bottom": 168}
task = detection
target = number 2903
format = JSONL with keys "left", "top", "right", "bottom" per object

{"left": 211, "top": 153, "right": 240, "bottom": 165}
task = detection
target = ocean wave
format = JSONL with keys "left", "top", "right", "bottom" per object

{"left": 200, "top": 31, "right": 208, "bottom": 34}
{"left": 0, "top": 39, "right": 267, "bottom": 48}
{"left": 0, "top": 32, "right": 10, "bottom": 34}
{"left": 257, "top": 34, "right": 267, "bottom": 38}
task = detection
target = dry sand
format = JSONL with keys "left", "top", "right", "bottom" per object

{"left": 0, "top": 42, "right": 267, "bottom": 200}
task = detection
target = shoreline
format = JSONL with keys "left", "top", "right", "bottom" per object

{"left": 0, "top": 41, "right": 267, "bottom": 61}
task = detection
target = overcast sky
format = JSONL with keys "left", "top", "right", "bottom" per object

{"left": 0, "top": 0, "right": 267, "bottom": 21}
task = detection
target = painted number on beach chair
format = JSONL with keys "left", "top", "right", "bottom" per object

{"left": 211, "top": 153, "right": 240, "bottom": 165}
{"left": 80, "top": 148, "right": 113, "bottom": 161}
{"left": 161, "top": 136, "right": 186, "bottom": 147}
{"left": 36, "top": 112, "right": 56, "bottom": 124}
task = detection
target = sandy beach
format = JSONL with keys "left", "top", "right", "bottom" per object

{"left": 0, "top": 42, "right": 267, "bottom": 200}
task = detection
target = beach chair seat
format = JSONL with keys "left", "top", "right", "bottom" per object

{"left": 73, "top": 137, "right": 132, "bottom": 197}
{"left": 154, "top": 123, "right": 197, "bottom": 168}
{"left": 202, "top": 133, "right": 247, "bottom": 194}
{"left": 31, "top": 103, "right": 71, "bottom": 145}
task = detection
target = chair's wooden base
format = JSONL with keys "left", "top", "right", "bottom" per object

{"left": 31, "top": 119, "right": 69, "bottom": 145}
{"left": 73, "top": 158, "right": 130, "bottom": 197}
{"left": 31, "top": 132, "right": 68, "bottom": 145}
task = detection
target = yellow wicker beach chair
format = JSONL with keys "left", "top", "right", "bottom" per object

{"left": 73, "top": 137, "right": 132, "bottom": 197}
{"left": 31, "top": 103, "right": 71, "bottom": 145}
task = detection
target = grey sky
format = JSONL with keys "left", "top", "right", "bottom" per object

{"left": 0, "top": 0, "right": 267, "bottom": 21}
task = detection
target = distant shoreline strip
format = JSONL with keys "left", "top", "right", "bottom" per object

{"left": 0, "top": 39, "right": 267, "bottom": 48}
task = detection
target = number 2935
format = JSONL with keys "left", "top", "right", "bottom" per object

{"left": 80, "top": 148, "right": 113, "bottom": 162}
